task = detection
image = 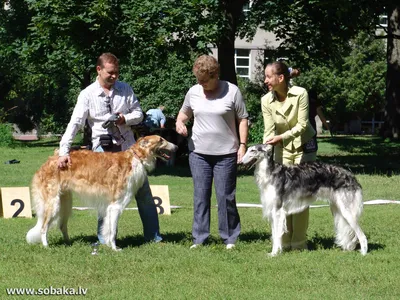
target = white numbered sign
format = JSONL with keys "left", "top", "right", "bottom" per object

{"left": 150, "top": 185, "right": 171, "bottom": 215}
{"left": 0, "top": 187, "right": 32, "bottom": 218}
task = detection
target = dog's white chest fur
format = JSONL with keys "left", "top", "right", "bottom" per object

{"left": 119, "top": 158, "right": 147, "bottom": 208}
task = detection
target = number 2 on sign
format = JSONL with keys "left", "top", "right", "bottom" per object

{"left": 11, "top": 199, "right": 25, "bottom": 218}
{"left": 0, "top": 187, "right": 32, "bottom": 218}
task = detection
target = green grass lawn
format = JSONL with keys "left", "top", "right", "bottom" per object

{"left": 0, "top": 136, "right": 399, "bottom": 299}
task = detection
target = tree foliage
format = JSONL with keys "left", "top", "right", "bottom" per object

{"left": 242, "top": 0, "right": 399, "bottom": 138}
{"left": 119, "top": 0, "right": 221, "bottom": 116}
{"left": 243, "top": 0, "right": 385, "bottom": 69}
{"left": 1, "top": 0, "right": 399, "bottom": 140}
{"left": 1, "top": 0, "right": 221, "bottom": 132}
{"left": 293, "top": 32, "right": 386, "bottom": 123}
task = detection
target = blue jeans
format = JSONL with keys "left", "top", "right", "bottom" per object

{"left": 94, "top": 145, "right": 162, "bottom": 243}
{"left": 189, "top": 152, "right": 241, "bottom": 245}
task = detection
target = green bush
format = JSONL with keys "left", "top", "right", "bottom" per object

{"left": 0, "top": 123, "right": 15, "bottom": 147}
{"left": 238, "top": 77, "right": 266, "bottom": 144}
{"left": 249, "top": 117, "right": 264, "bottom": 144}
{"left": 122, "top": 52, "right": 196, "bottom": 119}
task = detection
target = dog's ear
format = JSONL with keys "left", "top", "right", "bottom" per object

{"left": 266, "top": 144, "right": 274, "bottom": 161}
{"left": 259, "top": 144, "right": 270, "bottom": 152}
{"left": 139, "top": 138, "right": 149, "bottom": 147}
{"left": 260, "top": 144, "right": 274, "bottom": 159}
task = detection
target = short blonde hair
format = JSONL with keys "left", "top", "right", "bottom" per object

{"left": 192, "top": 55, "right": 219, "bottom": 80}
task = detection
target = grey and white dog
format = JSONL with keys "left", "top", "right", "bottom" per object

{"left": 241, "top": 144, "right": 368, "bottom": 256}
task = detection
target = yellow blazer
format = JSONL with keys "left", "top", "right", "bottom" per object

{"left": 261, "top": 86, "right": 315, "bottom": 150}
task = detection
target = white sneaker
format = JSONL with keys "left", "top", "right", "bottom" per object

{"left": 190, "top": 244, "right": 201, "bottom": 249}
{"left": 226, "top": 244, "right": 235, "bottom": 250}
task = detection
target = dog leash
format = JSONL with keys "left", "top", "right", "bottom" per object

{"left": 131, "top": 149, "right": 141, "bottom": 160}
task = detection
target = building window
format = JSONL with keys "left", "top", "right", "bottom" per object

{"left": 235, "top": 49, "right": 250, "bottom": 78}
{"left": 4, "top": 1, "right": 10, "bottom": 10}
{"left": 243, "top": 3, "right": 250, "bottom": 14}
{"left": 378, "top": 15, "right": 387, "bottom": 27}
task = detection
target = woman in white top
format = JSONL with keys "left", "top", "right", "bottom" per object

{"left": 176, "top": 55, "right": 249, "bottom": 249}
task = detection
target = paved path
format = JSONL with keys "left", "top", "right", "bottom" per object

{"left": 13, "top": 135, "right": 38, "bottom": 141}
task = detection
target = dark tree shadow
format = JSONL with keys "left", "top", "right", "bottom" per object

{"left": 317, "top": 136, "right": 400, "bottom": 176}
{"left": 16, "top": 138, "right": 61, "bottom": 148}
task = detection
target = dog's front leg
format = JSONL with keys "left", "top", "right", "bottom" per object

{"left": 269, "top": 208, "right": 286, "bottom": 257}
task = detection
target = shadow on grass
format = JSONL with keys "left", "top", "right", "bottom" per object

{"left": 59, "top": 231, "right": 193, "bottom": 248}
{"left": 119, "top": 231, "right": 194, "bottom": 248}
{"left": 307, "top": 233, "right": 384, "bottom": 253}
{"left": 317, "top": 154, "right": 399, "bottom": 176}
{"left": 58, "top": 231, "right": 190, "bottom": 248}
{"left": 318, "top": 136, "right": 400, "bottom": 176}
{"left": 239, "top": 230, "right": 271, "bottom": 243}
{"left": 54, "top": 231, "right": 384, "bottom": 254}
{"left": 56, "top": 234, "right": 148, "bottom": 248}
{"left": 307, "top": 235, "right": 336, "bottom": 251}
{"left": 320, "top": 136, "right": 399, "bottom": 157}
{"left": 15, "top": 137, "right": 61, "bottom": 148}
{"left": 54, "top": 234, "right": 98, "bottom": 247}
{"left": 118, "top": 231, "right": 273, "bottom": 248}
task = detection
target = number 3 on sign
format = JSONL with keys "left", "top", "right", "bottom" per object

{"left": 0, "top": 187, "right": 32, "bottom": 218}
{"left": 149, "top": 185, "right": 171, "bottom": 215}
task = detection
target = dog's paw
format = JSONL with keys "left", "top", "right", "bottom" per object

{"left": 267, "top": 252, "right": 279, "bottom": 258}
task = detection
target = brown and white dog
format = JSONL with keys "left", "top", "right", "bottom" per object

{"left": 26, "top": 135, "right": 178, "bottom": 250}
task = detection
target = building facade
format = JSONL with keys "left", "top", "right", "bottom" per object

{"left": 210, "top": 29, "right": 281, "bottom": 81}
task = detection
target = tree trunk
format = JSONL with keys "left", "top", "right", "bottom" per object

{"left": 217, "top": 0, "right": 247, "bottom": 85}
{"left": 82, "top": 70, "right": 93, "bottom": 147}
{"left": 384, "top": 5, "right": 400, "bottom": 139}
{"left": 218, "top": 31, "right": 237, "bottom": 85}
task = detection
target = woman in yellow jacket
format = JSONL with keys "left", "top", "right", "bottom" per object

{"left": 262, "top": 61, "right": 316, "bottom": 251}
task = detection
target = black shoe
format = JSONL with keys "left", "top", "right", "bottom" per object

{"left": 4, "top": 159, "right": 20, "bottom": 164}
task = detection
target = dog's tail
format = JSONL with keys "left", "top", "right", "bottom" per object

{"left": 26, "top": 218, "right": 43, "bottom": 244}
{"left": 26, "top": 174, "right": 46, "bottom": 244}
{"left": 332, "top": 188, "right": 365, "bottom": 252}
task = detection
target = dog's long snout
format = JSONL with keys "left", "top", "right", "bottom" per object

{"left": 240, "top": 148, "right": 253, "bottom": 165}
{"left": 167, "top": 141, "right": 178, "bottom": 152}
